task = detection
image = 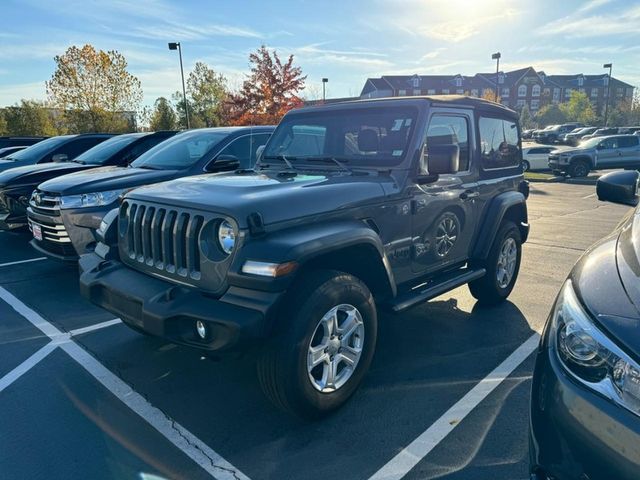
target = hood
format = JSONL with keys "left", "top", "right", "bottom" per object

{"left": 0, "top": 157, "right": 39, "bottom": 173}
{"left": 126, "top": 170, "right": 390, "bottom": 228}
{"left": 38, "top": 166, "right": 180, "bottom": 195}
{"left": 572, "top": 207, "right": 640, "bottom": 359}
{"left": 0, "top": 162, "right": 94, "bottom": 189}
{"left": 555, "top": 146, "right": 592, "bottom": 155}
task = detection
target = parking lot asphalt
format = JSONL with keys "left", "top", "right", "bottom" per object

{"left": 0, "top": 181, "right": 631, "bottom": 480}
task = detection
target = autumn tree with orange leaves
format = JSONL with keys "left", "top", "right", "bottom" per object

{"left": 228, "top": 46, "right": 306, "bottom": 126}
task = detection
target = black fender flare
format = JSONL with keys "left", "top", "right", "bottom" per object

{"left": 471, "top": 191, "right": 528, "bottom": 260}
{"left": 228, "top": 220, "right": 397, "bottom": 296}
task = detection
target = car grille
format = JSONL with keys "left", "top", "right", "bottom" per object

{"left": 29, "top": 190, "right": 61, "bottom": 216}
{"left": 121, "top": 200, "right": 205, "bottom": 281}
{"left": 28, "top": 217, "right": 71, "bottom": 244}
{"left": 548, "top": 154, "right": 560, "bottom": 161}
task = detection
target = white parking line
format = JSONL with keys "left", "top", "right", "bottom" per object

{"left": 369, "top": 333, "right": 541, "bottom": 480}
{"left": 0, "top": 257, "right": 47, "bottom": 268}
{"left": 0, "top": 286, "right": 250, "bottom": 480}
{"left": 69, "top": 318, "right": 122, "bottom": 336}
{"left": 0, "top": 342, "right": 57, "bottom": 393}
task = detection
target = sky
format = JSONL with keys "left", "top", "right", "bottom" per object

{"left": 1, "top": 0, "right": 639, "bottom": 108}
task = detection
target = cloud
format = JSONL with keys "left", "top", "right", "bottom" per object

{"left": 537, "top": 4, "right": 640, "bottom": 38}
{"left": 293, "top": 43, "right": 393, "bottom": 70}
{"left": 132, "top": 21, "right": 262, "bottom": 41}
{"left": 0, "top": 82, "right": 46, "bottom": 106}
{"left": 577, "top": 0, "right": 613, "bottom": 14}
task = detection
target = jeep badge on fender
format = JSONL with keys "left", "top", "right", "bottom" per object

{"left": 79, "top": 95, "right": 529, "bottom": 418}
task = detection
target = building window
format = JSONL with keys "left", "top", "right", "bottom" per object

{"left": 456, "top": 89, "right": 464, "bottom": 94}
{"left": 565, "top": 88, "right": 572, "bottom": 98}
{"left": 578, "top": 88, "right": 585, "bottom": 94}
{"left": 532, "top": 85, "right": 540, "bottom": 97}
{"left": 553, "top": 88, "right": 560, "bottom": 101}
{"left": 455, "top": 77, "right": 462, "bottom": 87}
{"left": 516, "top": 99, "right": 526, "bottom": 107}
{"left": 502, "top": 88, "right": 510, "bottom": 97}
{"left": 591, "top": 88, "right": 598, "bottom": 97}
{"left": 543, "top": 88, "right": 550, "bottom": 96}
{"left": 498, "top": 73, "right": 505, "bottom": 84}
{"left": 442, "top": 89, "right": 450, "bottom": 94}
{"left": 531, "top": 99, "right": 540, "bottom": 110}
{"left": 578, "top": 76, "right": 584, "bottom": 86}
{"left": 398, "top": 89, "right": 406, "bottom": 96}
{"left": 518, "top": 85, "right": 527, "bottom": 97}
{"left": 427, "top": 89, "right": 436, "bottom": 95}
{"left": 617, "top": 88, "right": 623, "bottom": 96}
{"left": 412, "top": 77, "right": 420, "bottom": 88}
{"left": 413, "top": 89, "right": 421, "bottom": 95}
{"left": 470, "top": 89, "right": 479, "bottom": 97}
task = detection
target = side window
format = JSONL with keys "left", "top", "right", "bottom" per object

{"left": 425, "top": 114, "right": 470, "bottom": 171}
{"left": 619, "top": 136, "right": 639, "bottom": 148}
{"left": 527, "top": 148, "right": 541, "bottom": 154}
{"left": 55, "top": 137, "right": 106, "bottom": 161}
{"left": 118, "top": 136, "right": 170, "bottom": 165}
{"left": 479, "top": 117, "right": 520, "bottom": 169}
{"left": 600, "top": 138, "right": 616, "bottom": 149}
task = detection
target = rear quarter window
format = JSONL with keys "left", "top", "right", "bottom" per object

{"left": 479, "top": 117, "right": 521, "bottom": 169}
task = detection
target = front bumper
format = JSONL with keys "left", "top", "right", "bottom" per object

{"left": 530, "top": 342, "right": 640, "bottom": 480}
{"left": 27, "top": 205, "right": 111, "bottom": 261}
{"left": 0, "top": 192, "right": 29, "bottom": 230}
{"left": 79, "top": 253, "right": 283, "bottom": 353}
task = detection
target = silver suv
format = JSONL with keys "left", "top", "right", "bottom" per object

{"left": 548, "top": 134, "right": 640, "bottom": 177}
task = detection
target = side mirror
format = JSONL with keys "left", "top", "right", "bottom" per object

{"left": 596, "top": 144, "right": 604, "bottom": 150}
{"left": 256, "top": 145, "right": 266, "bottom": 162}
{"left": 417, "top": 144, "right": 459, "bottom": 184}
{"left": 597, "top": 170, "right": 639, "bottom": 206}
{"left": 207, "top": 154, "right": 240, "bottom": 172}
{"left": 52, "top": 153, "right": 69, "bottom": 163}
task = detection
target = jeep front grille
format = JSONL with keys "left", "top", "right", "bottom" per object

{"left": 122, "top": 201, "right": 204, "bottom": 280}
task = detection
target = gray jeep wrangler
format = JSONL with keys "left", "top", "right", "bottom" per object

{"left": 80, "top": 96, "right": 529, "bottom": 418}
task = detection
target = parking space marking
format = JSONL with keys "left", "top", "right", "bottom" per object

{"left": 369, "top": 333, "right": 541, "bottom": 480}
{"left": 0, "top": 286, "right": 250, "bottom": 480}
{"left": 0, "top": 257, "right": 47, "bottom": 268}
{"left": 0, "top": 342, "right": 56, "bottom": 393}
{"left": 69, "top": 318, "right": 122, "bottom": 336}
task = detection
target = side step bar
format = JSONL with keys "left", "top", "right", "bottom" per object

{"left": 386, "top": 268, "right": 486, "bottom": 313}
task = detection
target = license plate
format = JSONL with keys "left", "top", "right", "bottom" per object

{"left": 32, "top": 224, "right": 43, "bottom": 241}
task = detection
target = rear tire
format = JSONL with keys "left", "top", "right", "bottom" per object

{"left": 257, "top": 270, "right": 377, "bottom": 419}
{"left": 469, "top": 221, "right": 522, "bottom": 305}
{"left": 569, "top": 160, "right": 589, "bottom": 178}
{"left": 522, "top": 160, "right": 530, "bottom": 172}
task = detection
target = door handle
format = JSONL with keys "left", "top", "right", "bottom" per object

{"left": 460, "top": 190, "right": 479, "bottom": 200}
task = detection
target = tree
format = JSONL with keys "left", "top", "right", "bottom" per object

{"left": 481, "top": 89, "right": 500, "bottom": 103}
{"left": 150, "top": 97, "right": 177, "bottom": 131}
{"left": 187, "top": 62, "right": 228, "bottom": 127}
{"left": 3, "top": 100, "right": 59, "bottom": 136}
{"left": 519, "top": 104, "right": 533, "bottom": 129}
{"left": 46, "top": 44, "right": 142, "bottom": 133}
{"left": 0, "top": 110, "right": 7, "bottom": 135}
{"left": 229, "top": 45, "right": 306, "bottom": 125}
{"left": 559, "top": 91, "right": 596, "bottom": 125}
{"left": 535, "top": 104, "right": 567, "bottom": 126}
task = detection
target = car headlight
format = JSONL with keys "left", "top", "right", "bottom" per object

{"left": 60, "top": 189, "right": 125, "bottom": 209}
{"left": 552, "top": 280, "right": 640, "bottom": 416}
{"left": 217, "top": 220, "right": 236, "bottom": 255}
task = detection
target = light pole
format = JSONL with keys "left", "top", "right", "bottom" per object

{"left": 168, "top": 42, "right": 190, "bottom": 129}
{"left": 603, "top": 63, "right": 612, "bottom": 127}
{"left": 322, "top": 78, "right": 328, "bottom": 102}
{"left": 491, "top": 52, "right": 501, "bottom": 102}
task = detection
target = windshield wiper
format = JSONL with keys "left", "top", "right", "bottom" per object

{"left": 136, "top": 164, "right": 163, "bottom": 170}
{"left": 71, "top": 159, "right": 85, "bottom": 164}
{"left": 261, "top": 155, "right": 298, "bottom": 171}
{"left": 303, "top": 156, "right": 352, "bottom": 173}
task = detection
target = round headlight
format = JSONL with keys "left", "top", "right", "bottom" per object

{"left": 217, "top": 220, "right": 236, "bottom": 255}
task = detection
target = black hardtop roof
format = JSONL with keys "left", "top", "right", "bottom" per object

{"left": 293, "top": 94, "right": 518, "bottom": 119}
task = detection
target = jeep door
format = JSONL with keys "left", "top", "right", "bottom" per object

{"left": 618, "top": 135, "right": 640, "bottom": 167}
{"left": 410, "top": 109, "right": 479, "bottom": 274}
{"left": 596, "top": 137, "right": 621, "bottom": 169}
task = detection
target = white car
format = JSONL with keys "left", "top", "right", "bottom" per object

{"left": 522, "top": 145, "right": 556, "bottom": 171}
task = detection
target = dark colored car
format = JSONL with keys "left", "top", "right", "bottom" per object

{"left": 534, "top": 123, "right": 584, "bottom": 144}
{"left": 0, "top": 136, "right": 47, "bottom": 149}
{"left": 0, "top": 131, "right": 176, "bottom": 231}
{"left": 563, "top": 126, "right": 597, "bottom": 146}
{"left": 530, "top": 170, "right": 640, "bottom": 480}
{"left": 79, "top": 96, "right": 530, "bottom": 418}
{"left": 0, "top": 146, "right": 28, "bottom": 159}
{"left": 0, "top": 133, "right": 113, "bottom": 173}
{"left": 0, "top": 134, "right": 113, "bottom": 230}
{"left": 581, "top": 127, "right": 619, "bottom": 140}
{"left": 28, "top": 126, "right": 273, "bottom": 260}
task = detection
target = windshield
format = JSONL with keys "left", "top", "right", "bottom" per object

{"left": 131, "top": 130, "right": 227, "bottom": 170}
{"left": 580, "top": 137, "right": 603, "bottom": 149}
{"left": 74, "top": 134, "right": 143, "bottom": 165}
{"left": 261, "top": 106, "right": 418, "bottom": 167}
{"left": 4, "top": 135, "right": 72, "bottom": 162}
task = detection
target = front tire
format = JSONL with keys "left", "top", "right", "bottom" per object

{"left": 569, "top": 160, "right": 589, "bottom": 178}
{"left": 257, "top": 270, "right": 377, "bottom": 419}
{"left": 469, "top": 221, "right": 522, "bottom": 305}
